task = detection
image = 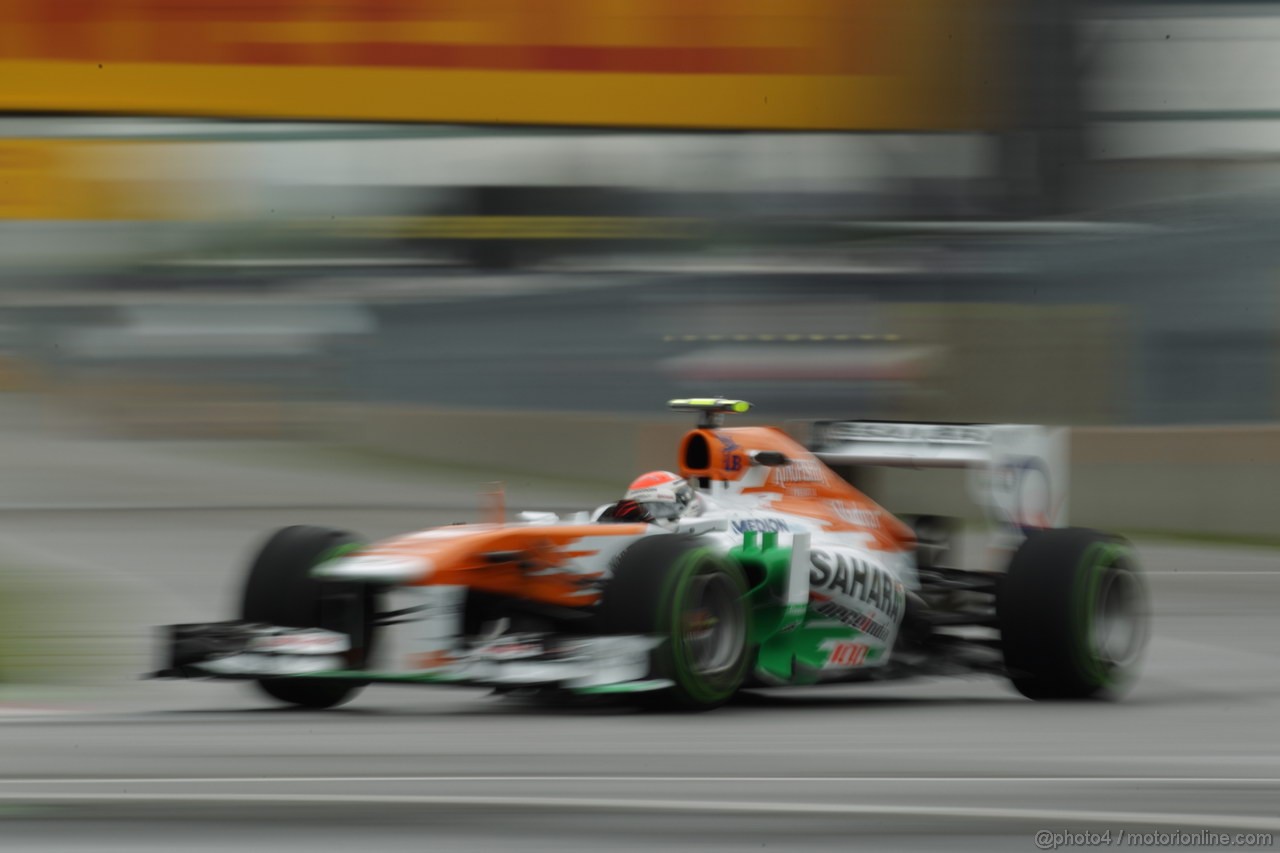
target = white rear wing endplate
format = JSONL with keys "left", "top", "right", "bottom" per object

{"left": 807, "top": 421, "right": 1069, "bottom": 548}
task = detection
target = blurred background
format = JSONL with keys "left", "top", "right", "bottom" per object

{"left": 1, "top": 0, "right": 1279, "bottom": 677}
{"left": 2, "top": 5, "right": 1280, "bottom": 851}
{"left": 2, "top": 0, "right": 1278, "bottom": 536}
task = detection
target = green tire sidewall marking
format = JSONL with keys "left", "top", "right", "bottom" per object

{"left": 1072, "top": 541, "right": 1132, "bottom": 688}
{"left": 658, "top": 548, "right": 747, "bottom": 705}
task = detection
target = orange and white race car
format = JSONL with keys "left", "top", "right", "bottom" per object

{"left": 154, "top": 399, "right": 1149, "bottom": 710}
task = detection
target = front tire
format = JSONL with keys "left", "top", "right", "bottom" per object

{"left": 595, "top": 535, "right": 750, "bottom": 710}
{"left": 240, "top": 525, "right": 372, "bottom": 709}
{"left": 998, "top": 528, "right": 1148, "bottom": 700}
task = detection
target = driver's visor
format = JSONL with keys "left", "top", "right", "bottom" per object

{"left": 637, "top": 501, "right": 681, "bottom": 521}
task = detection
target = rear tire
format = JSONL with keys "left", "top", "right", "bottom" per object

{"left": 998, "top": 528, "right": 1148, "bottom": 700}
{"left": 240, "top": 525, "right": 372, "bottom": 709}
{"left": 595, "top": 535, "right": 750, "bottom": 710}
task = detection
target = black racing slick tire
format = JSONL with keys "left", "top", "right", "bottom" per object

{"left": 595, "top": 535, "right": 750, "bottom": 711}
{"left": 998, "top": 528, "right": 1149, "bottom": 700}
{"left": 240, "top": 525, "right": 372, "bottom": 709}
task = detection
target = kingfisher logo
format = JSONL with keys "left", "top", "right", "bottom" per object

{"left": 714, "top": 433, "right": 745, "bottom": 473}
{"left": 714, "top": 433, "right": 742, "bottom": 453}
{"left": 771, "top": 460, "right": 825, "bottom": 486}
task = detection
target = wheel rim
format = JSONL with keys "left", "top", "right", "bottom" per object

{"left": 1092, "top": 565, "right": 1146, "bottom": 671}
{"left": 681, "top": 573, "right": 745, "bottom": 676}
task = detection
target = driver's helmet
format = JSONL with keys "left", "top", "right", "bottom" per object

{"left": 624, "top": 470, "right": 701, "bottom": 527}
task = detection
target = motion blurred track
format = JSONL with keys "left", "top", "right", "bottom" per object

{"left": 0, "top": 412, "right": 1277, "bottom": 850}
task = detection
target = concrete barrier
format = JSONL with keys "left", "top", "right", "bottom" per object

{"left": 338, "top": 403, "right": 692, "bottom": 487}
{"left": 1068, "top": 426, "right": 1280, "bottom": 539}
{"left": 342, "top": 405, "right": 1280, "bottom": 540}
{"left": 40, "top": 388, "right": 1280, "bottom": 540}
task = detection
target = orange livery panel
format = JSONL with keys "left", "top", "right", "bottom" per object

{"left": 354, "top": 523, "right": 649, "bottom": 608}
{"left": 680, "top": 426, "right": 914, "bottom": 551}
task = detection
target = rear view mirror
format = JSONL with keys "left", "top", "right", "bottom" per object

{"left": 753, "top": 451, "right": 790, "bottom": 467}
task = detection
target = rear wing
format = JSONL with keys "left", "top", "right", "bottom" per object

{"left": 805, "top": 421, "right": 1069, "bottom": 546}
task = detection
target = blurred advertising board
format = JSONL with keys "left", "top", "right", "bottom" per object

{"left": 0, "top": 0, "right": 996, "bottom": 130}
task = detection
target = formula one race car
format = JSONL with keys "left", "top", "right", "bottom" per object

{"left": 154, "top": 399, "right": 1149, "bottom": 710}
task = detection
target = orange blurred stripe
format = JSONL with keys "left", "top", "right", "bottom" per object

{"left": 0, "top": 0, "right": 889, "bottom": 74}
{"left": 0, "top": 0, "right": 993, "bottom": 129}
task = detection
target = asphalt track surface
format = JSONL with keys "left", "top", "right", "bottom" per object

{"left": 0, "top": 407, "right": 1278, "bottom": 851}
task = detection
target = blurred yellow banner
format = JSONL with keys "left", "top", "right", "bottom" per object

{"left": 0, "top": 0, "right": 997, "bottom": 130}
{"left": 0, "top": 138, "right": 190, "bottom": 220}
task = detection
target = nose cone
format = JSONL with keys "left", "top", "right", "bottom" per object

{"left": 312, "top": 554, "right": 434, "bottom": 584}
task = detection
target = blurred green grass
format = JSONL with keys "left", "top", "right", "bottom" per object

{"left": 0, "top": 554, "right": 136, "bottom": 685}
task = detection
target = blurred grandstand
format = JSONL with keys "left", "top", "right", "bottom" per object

{"left": 0, "top": 0, "right": 1279, "bottom": 439}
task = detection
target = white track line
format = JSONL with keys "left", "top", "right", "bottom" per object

{"left": 3, "top": 776, "right": 1279, "bottom": 785}
{"left": 1146, "top": 571, "right": 1278, "bottom": 576}
{"left": 0, "top": 792, "right": 1275, "bottom": 832}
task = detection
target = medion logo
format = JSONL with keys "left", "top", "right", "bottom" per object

{"left": 731, "top": 518, "right": 791, "bottom": 533}
{"left": 809, "top": 550, "right": 903, "bottom": 621}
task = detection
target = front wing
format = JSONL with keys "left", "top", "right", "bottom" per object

{"left": 152, "top": 621, "right": 673, "bottom": 695}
